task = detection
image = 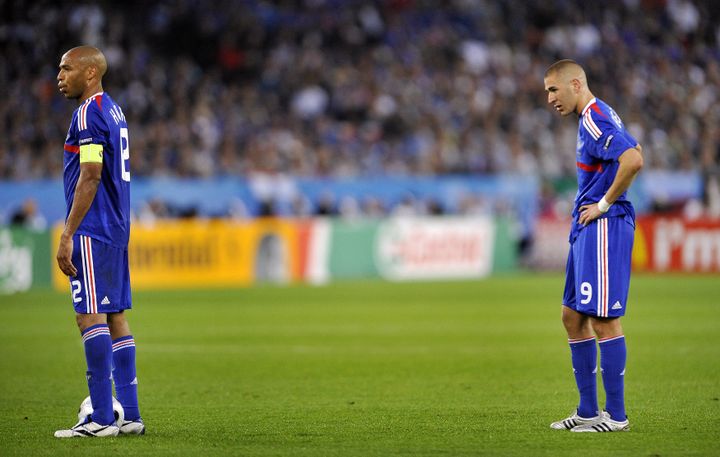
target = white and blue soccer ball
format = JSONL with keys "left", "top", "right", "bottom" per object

{"left": 77, "top": 395, "right": 124, "bottom": 425}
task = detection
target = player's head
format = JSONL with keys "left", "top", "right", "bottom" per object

{"left": 543, "top": 59, "right": 591, "bottom": 116}
{"left": 57, "top": 46, "right": 107, "bottom": 101}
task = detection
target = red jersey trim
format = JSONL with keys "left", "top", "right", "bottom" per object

{"left": 590, "top": 104, "right": 607, "bottom": 118}
{"left": 576, "top": 161, "right": 603, "bottom": 172}
{"left": 77, "top": 92, "right": 104, "bottom": 131}
{"left": 64, "top": 144, "right": 80, "bottom": 154}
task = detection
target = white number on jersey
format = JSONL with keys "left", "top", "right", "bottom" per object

{"left": 609, "top": 109, "right": 623, "bottom": 128}
{"left": 120, "top": 127, "right": 130, "bottom": 182}
{"left": 580, "top": 282, "right": 592, "bottom": 305}
{"left": 71, "top": 280, "right": 82, "bottom": 303}
{"left": 580, "top": 282, "right": 593, "bottom": 305}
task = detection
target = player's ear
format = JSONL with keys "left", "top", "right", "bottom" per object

{"left": 570, "top": 78, "right": 581, "bottom": 93}
{"left": 86, "top": 65, "right": 97, "bottom": 81}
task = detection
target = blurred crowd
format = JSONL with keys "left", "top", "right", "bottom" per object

{"left": 2, "top": 0, "right": 719, "bottom": 214}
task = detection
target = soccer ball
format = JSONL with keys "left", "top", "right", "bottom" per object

{"left": 77, "top": 395, "right": 124, "bottom": 425}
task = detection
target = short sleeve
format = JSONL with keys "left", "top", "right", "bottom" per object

{"left": 587, "top": 113, "right": 636, "bottom": 161}
{"left": 78, "top": 99, "right": 109, "bottom": 148}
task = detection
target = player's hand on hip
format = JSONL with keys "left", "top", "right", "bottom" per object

{"left": 56, "top": 234, "right": 77, "bottom": 277}
{"left": 578, "top": 204, "right": 603, "bottom": 226}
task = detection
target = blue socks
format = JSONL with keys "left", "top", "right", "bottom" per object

{"left": 112, "top": 335, "right": 141, "bottom": 421}
{"left": 82, "top": 324, "right": 114, "bottom": 425}
{"left": 569, "top": 337, "right": 599, "bottom": 418}
{"left": 599, "top": 335, "right": 627, "bottom": 421}
{"left": 569, "top": 335, "right": 627, "bottom": 421}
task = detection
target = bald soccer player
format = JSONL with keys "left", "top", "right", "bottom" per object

{"left": 544, "top": 59, "right": 643, "bottom": 432}
{"left": 55, "top": 46, "right": 144, "bottom": 437}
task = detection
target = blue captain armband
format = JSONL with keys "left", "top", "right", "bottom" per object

{"left": 79, "top": 144, "right": 103, "bottom": 163}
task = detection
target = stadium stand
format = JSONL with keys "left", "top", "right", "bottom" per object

{"left": 1, "top": 0, "right": 719, "bottom": 218}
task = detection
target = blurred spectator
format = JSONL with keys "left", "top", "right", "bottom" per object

{"left": 136, "top": 198, "right": 170, "bottom": 225}
{"left": 315, "top": 191, "right": 337, "bottom": 216}
{"left": 9, "top": 199, "right": 47, "bottom": 231}
{"left": 2, "top": 0, "right": 719, "bottom": 217}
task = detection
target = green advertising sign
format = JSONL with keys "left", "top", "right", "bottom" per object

{"left": 326, "top": 216, "right": 518, "bottom": 281}
{"left": 328, "top": 219, "right": 380, "bottom": 278}
{"left": 0, "top": 227, "right": 52, "bottom": 294}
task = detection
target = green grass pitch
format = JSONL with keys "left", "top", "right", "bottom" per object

{"left": 1, "top": 274, "right": 719, "bottom": 456}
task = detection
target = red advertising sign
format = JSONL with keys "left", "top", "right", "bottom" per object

{"left": 633, "top": 216, "right": 720, "bottom": 272}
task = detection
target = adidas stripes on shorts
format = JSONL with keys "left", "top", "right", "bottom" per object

{"left": 562, "top": 215, "right": 634, "bottom": 318}
{"left": 68, "top": 234, "right": 132, "bottom": 314}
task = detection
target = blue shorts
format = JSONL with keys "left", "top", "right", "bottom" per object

{"left": 562, "top": 216, "right": 634, "bottom": 318}
{"left": 68, "top": 234, "right": 132, "bottom": 314}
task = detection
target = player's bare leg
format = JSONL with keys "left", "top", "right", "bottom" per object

{"left": 107, "top": 311, "right": 131, "bottom": 339}
{"left": 76, "top": 312, "right": 107, "bottom": 331}
{"left": 590, "top": 316, "right": 623, "bottom": 340}
{"left": 562, "top": 306, "right": 593, "bottom": 340}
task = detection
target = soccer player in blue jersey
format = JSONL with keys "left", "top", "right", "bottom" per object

{"left": 543, "top": 60, "right": 643, "bottom": 432}
{"left": 54, "top": 46, "right": 144, "bottom": 437}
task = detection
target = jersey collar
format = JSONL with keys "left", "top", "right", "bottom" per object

{"left": 580, "top": 97, "right": 597, "bottom": 116}
{"left": 83, "top": 91, "right": 104, "bottom": 102}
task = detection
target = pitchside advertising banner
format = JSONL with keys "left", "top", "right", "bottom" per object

{"left": 372, "top": 217, "right": 495, "bottom": 280}
{"left": 526, "top": 215, "right": 720, "bottom": 273}
{"left": 7, "top": 215, "right": 718, "bottom": 294}
{"left": 51, "top": 219, "right": 302, "bottom": 290}
{"left": 46, "top": 216, "right": 509, "bottom": 290}
{"left": 0, "top": 227, "right": 51, "bottom": 293}
{"left": 321, "top": 217, "right": 500, "bottom": 281}
{"left": 633, "top": 216, "right": 720, "bottom": 272}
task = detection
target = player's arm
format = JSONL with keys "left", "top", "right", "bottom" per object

{"left": 56, "top": 148, "right": 103, "bottom": 277}
{"left": 578, "top": 144, "right": 643, "bottom": 226}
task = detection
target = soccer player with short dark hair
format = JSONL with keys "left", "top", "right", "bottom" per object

{"left": 543, "top": 59, "right": 643, "bottom": 432}
{"left": 54, "top": 46, "right": 144, "bottom": 437}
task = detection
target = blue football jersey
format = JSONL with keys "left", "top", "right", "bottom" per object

{"left": 570, "top": 97, "right": 638, "bottom": 242}
{"left": 63, "top": 92, "right": 131, "bottom": 248}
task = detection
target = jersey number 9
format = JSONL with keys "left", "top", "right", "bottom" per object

{"left": 580, "top": 282, "right": 593, "bottom": 305}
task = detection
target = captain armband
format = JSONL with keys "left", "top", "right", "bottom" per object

{"left": 79, "top": 144, "right": 104, "bottom": 163}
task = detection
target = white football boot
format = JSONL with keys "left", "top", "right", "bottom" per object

{"left": 55, "top": 419, "right": 120, "bottom": 438}
{"left": 119, "top": 419, "right": 145, "bottom": 435}
{"left": 550, "top": 409, "right": 604, "bottom": 430}
{"left": 571, "top": 411, "right": 629, "bottom": 432}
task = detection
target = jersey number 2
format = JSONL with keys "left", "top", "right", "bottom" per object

{"left": 120, "top": 127, "right": 130, "bottom": 182}
{"left": 71, "top": 280, "right": 82, "bottom": 303}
